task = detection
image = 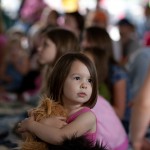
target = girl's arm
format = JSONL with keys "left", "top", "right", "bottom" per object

{"left": 40, "top": 116, "right": 67, "bottom": 128}
{"left": 113, "top": 79, "right": 126, "bottom": 119}
{"left": 18, "top": 111, "right": 96, "bottom": 144}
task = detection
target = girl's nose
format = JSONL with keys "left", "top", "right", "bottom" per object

{"left": 80, "top": 83, "right": 87, "bottom": 89}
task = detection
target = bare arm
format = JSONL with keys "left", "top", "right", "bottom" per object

{"left": 113, "top": 79, "right": 126, "bottom": 119}
{"left": 18, "top": 111, "right": 96, "bottom": 144}
{"left": 130, "top": 67, "right": 150, "bottom": 150}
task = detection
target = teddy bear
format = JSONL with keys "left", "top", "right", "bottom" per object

{"left": 20, "top": 97, "right": 67, "bottom": 150}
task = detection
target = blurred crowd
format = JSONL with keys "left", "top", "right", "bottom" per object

{"left": 0, "top": 0, "right": 150, "bottom": 149}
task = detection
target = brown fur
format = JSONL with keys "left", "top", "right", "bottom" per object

{"left": 21, "top": 97, "right": 67, "bottom": 150}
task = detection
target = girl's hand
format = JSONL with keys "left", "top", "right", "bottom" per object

{"left": 18, "top": 116, "right": 34, "bottom": 133}
{"left": 40, "top": 117, "right": 67, "bottom": 128}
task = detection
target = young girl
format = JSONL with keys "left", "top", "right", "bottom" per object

{"left": 18, "top": 53, "right": 98, "bottom": 145}
{"left": 36, "top": 27, "right": 80, "bottom": 94}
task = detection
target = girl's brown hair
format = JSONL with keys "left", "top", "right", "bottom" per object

{"left": 46, "top": 52, "right": 98, "bottom": 108}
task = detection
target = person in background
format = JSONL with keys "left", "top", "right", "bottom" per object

{"left": 36, "top": 27, "right": 80, "bottom": 94}
{"left": 116, "top": 18, "right": 141, "bottom": 66}
{"left": 130, "top": 67, "right": 150, "bottom": 150}
{"left": 126, "top": 46, "right": 150, "bottom": 99}
{"left": 142, "top": 2, "right": 150, "bottom": 39}
{"left": 63, "top": 11, "right": 85, "bottom": 40}
{"left": 45, "top": 9, "right": 59, "bottom": 27}
{"left": 13, "top": 0, "right": 46, "bottom": 32}
{"left": 85, "top": 9, "right": 108, "bottom": 29}
{"left": 15, "top": 51, "right": 41, "bottom": 102}
{"left": 123, "top": 10, "right": 150, "bottom": 113}
{"left": 0, "top": 38, "right": 24, "bottom": 93}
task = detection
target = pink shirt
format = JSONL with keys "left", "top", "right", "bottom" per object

{"left": 92, "top": 95, "right": 128, "bottom": 150}
{"left": 67, "top": 107, "right": 96, "bottom": 143}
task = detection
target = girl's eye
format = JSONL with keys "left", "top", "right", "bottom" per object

{"left": 74, "top": 77, "right": 80, "bottom": 80}
{"left": 88, "top": 79, "right": 92, "bottom": 83}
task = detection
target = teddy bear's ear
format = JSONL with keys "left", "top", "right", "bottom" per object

{"left": 39, "top": 97, "right": 53, "bottom": 114}
{"left": 39, "top": 97, "right": 50, "bottom": 107}
{"left": 45, "top": 98, "right": 53, "bottom": 115}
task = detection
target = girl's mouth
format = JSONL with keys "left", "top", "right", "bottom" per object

{"left": 78, "top": 93, "right": 86, "bottom": 97}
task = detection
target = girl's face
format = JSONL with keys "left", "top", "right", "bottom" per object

{"left": 37, "top": 38, "right": 57, "bottom": 65}
{"left": 62, "top": 60, "right": 92, "bottom": 108}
